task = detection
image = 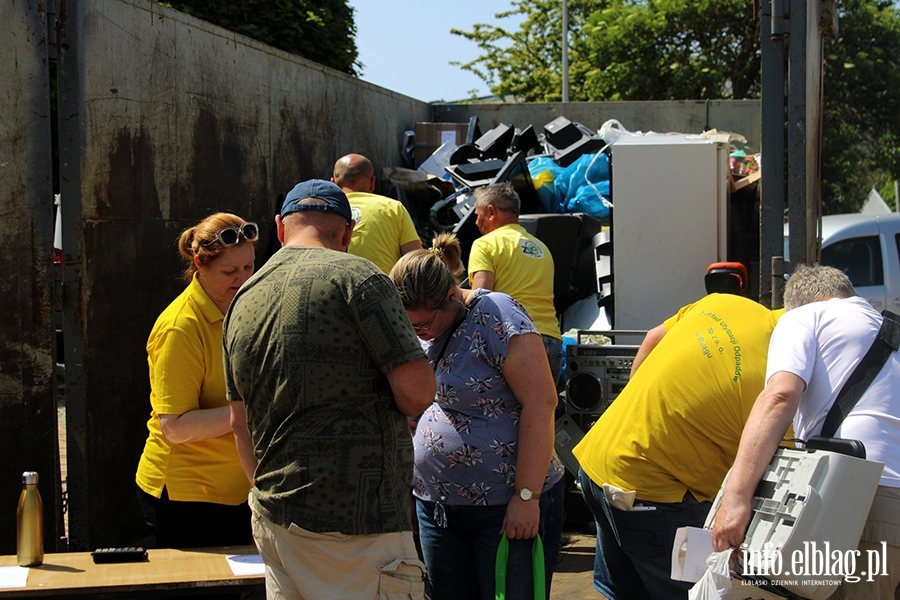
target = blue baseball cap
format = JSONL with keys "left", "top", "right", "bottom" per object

{"left": 281, "top": 179, "right": 353, "bottom": 222}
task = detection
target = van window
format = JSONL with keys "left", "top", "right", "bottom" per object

{"left": 821, "top": 235, "right": 883, "bottom": 288}
{"left": 896, "top": 233, "right": 900, "bottom": 267}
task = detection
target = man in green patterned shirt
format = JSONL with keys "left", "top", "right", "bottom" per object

{"left": 224, "top": 179, "right": 435, "bottom": 599}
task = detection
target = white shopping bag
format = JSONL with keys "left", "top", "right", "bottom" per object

{"left": 688, "top": 550, "right": 788, "bottom": 600}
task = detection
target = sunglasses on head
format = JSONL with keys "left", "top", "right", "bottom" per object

{"left": 206, "top": 222, "right": 259, "bottom": 247}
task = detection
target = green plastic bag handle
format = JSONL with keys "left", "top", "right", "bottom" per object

{"left": 494, "top": 532, "right": 545, "bottom": 600}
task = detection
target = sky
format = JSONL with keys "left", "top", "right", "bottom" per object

{"left": 348, "top": 0, "right": 524, "bottom": 103}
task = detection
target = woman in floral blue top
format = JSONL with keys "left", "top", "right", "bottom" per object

{"left": 390, "top": 233, "right": 565, "bottom": 600}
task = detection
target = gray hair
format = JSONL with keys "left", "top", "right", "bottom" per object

{"left": 783, "top": 264, "right": 857, "bottom": 310}
{"left": 474, "top": 183, "right": 520, "bottom": 215}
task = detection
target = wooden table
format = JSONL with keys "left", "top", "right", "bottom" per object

{"left": 0, "top": 546, "right": 264, "bottom": 597}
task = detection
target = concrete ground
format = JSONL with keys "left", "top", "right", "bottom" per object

{"left": 552, "top": 529, "right": 608, "bottom": 600}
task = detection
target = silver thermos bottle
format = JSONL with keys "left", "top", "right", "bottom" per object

{"left": 16, "top": 471, "right": 43, "bottom": 567}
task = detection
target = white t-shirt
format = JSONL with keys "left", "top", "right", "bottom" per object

{"left": 766, "top": 296, "right": 900, "bottom": 487}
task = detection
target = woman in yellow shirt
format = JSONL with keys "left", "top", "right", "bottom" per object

{"left": 136, "top": 213, "right": 257, "bottom": 549}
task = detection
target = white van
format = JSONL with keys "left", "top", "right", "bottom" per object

{"left": 785, "top": 213, "right": 900, "bottom": 311}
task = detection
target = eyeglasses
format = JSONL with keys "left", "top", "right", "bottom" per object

{"left": 412, "top": 310, "right": 440, "bottom": 333}
{"left": 206, "top": 222, "right": 259, "bottom": 247}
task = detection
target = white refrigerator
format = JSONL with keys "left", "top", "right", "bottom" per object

{"left": 610, "top": 132, "right": 732, "bottom": 332}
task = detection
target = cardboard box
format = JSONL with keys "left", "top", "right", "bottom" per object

{"left": 414, "top": 122, "right": 469, "bottom": 166}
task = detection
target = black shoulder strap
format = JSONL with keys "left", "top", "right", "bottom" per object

{"left": 819, "top": 309, "right": 900, "bottom": 438}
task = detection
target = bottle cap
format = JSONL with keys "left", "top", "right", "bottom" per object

{"left": 22, "top": 472, "right": 38, "bottom": 485}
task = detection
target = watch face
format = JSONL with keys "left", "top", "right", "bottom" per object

{"left": 519, "top": 488, "right": 533, "bottom": 501}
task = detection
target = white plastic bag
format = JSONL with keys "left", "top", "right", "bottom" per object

{"left": 688, "top": 550, "right": 732, "bottom": 600}
{"left": 688, "top": 550, "right": 788, "bottom": 600}
{"left": 598, "top": 119, "right": 629, "bottom": 146}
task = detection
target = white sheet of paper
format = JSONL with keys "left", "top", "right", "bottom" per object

{"left": 225, "top": 554, "right": 265, "bottom": 576}
{"left": 0, "top": 565, "right": 29, "bottom": 589}
{"left": 440, "top": 130, "right": 457, "bottom": 145}
{"left": 671, "top": 526, "right": 715, "bottom": 582}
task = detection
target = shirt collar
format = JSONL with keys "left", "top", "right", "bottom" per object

{"left": 190, "top": 272, "right": 225, "bottom": 322}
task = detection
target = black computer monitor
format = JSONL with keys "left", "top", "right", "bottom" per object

{"left": 475, "top": 123, "right": 515, "bottom": 160}
{"left": 542, "top": 116, "right": 605, "bottom": 167}
{"left": 490, "top": 150, "right": 539, "bottom": 214}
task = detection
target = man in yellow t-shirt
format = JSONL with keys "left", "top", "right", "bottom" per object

{"left": 332, "top": 153, "right": 422, "bottom": 274}
{"left": 468, "top": 183, "right": 563, "bottom": 384}
{"left": 572, "top": 293, "right": 782, "bottom": 600}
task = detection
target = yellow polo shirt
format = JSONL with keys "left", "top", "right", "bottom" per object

{"left": 136, "top": 274, "right": 250, "bottom": 505}
{"left": 468, "top": 223, "right": 561, "bottom": 340}
{"left": 347, "top": 191, "right": 420, "bottom": 274}
{"left": 574, "top": 294, "right": 783, "bottom": 502}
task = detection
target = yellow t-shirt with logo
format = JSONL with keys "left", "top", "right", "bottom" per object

{"left": 573, "top": 294, "right": 783, "bottom": 503}
{"left": 135, "top": 274, "right": 251, "bottom": 505}
{"left": 346, "top": 192, "right": 420, "bottom": 275}
{"left": 467, "top": 223, "right": 561, "bottom": 340}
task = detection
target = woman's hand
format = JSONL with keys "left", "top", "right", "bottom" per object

{"left": 158, "top": 406, "right": 232, "bottom": 445}
{"left": 502, "top": 496, "right": 541, "bottom": 539}
{"left": 501, "top": 333, "right": 557, "bottom": 540}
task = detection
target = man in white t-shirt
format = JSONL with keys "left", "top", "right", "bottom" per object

{"left": 713, "top": 264, "right": 900, "bottom": 599}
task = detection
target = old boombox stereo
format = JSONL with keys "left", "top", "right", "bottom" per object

{"left": 565, "top": 344, "right": 639, "bottom": 416}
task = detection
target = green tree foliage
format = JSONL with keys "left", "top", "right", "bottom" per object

{"left": 163, "top": 0, "right": 360, "bottom": 75}
{"left": 453, "top": 0, "right": 757, "bottom": 102}
{"left": 451, "top": 0, "right": 603, "bottom": 102}
{"left": 580, "top": 0, "right": 759, "bottom": 100}
{"left": 821, "top": 0, "right": 900, "bottom": 213}
{"left": 454, "top": 0, "right": 900, "bottom": 214}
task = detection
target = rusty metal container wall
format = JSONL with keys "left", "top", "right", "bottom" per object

{"left": 0, "top": 1, "right": 62, "bottom": 554}
{"left": 433, "top": 100, "right": 762, "bottom": 151}
{"left": 56, "top": 0, "right": 431, "bottom": 549}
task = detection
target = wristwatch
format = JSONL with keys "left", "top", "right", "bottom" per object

{"left": 516, "top": 487, "right": 540, "bottom": 501}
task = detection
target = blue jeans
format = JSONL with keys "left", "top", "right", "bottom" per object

{"left": 542, "top": 334, "right": 563, "bottom": 389}
{"left": 416, "top": 479, "right": 565, "bottom": 600}
{"left": 578, "top": 468, "right": 711, "bottom": 600}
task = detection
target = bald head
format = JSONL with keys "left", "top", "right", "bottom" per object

{"left": 333, "top": 154, "right": 375, "bottom": 193}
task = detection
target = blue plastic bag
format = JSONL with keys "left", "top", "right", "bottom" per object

{"left": 528, "top": 156, "right": 566, "bottom": 213}
{"left": 561, "top": 153, "right": 611, "bottom": 219}
{"left": 569, "top": 180, "right": 610, "bottom": 218}
{"left": 527, "top": 153, "right": 611, "bottom": 218}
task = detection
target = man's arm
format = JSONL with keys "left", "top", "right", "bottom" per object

{"left": 385, "top": 356, "right": 436, "bottom": 417}
{"left": 396, "top": 205, "right": 422, "bottom": 258}
{"left": 229, "top": 400, "right": 257, "bottom": 483}
{"left": 399, "top": 239, "right": 423, "bottom": 256}
{"left": 712, "top": 371, "right": 804, "bottom": 551}
{"left": 630, "top": 323, "right": 667, "bottom": 377}
{"left": 467, "top": 239, "right": 494, "bottom": 290}
{"left": 471, "top": 271, "right": 495, "bottom": 291}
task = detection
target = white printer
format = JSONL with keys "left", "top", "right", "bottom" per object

{"left": 706, "top": 447, "right": 884, "bottom": 600}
